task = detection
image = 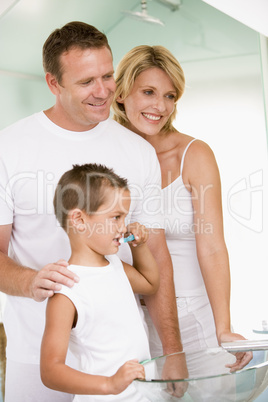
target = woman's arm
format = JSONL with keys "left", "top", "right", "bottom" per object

{"left": 40, "top": 294, "right": 144, "bottom": 395}
{"left": 185, "top": 140, "right": 252, "bottom": 369}
{"left": 185, "top": 140, "right": 231, "bottom": 339}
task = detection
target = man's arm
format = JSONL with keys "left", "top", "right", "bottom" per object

{"left": 142, "top": 228, "right": 189, "bottom": 398}
{"left": 0, "top": 224, "right": 79, "bottom": 302}
{"left": 142, "top": 228, "right": 182, "bottom": 354}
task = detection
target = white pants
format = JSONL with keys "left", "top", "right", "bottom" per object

{"left": 142, "top": 295, "right": 236, "bottom": 402}
{"left": 5, "top": 359, "right": 74, "bottom": 402}
{"left": 142, "top": 294, "right": 219, "bottom": 358}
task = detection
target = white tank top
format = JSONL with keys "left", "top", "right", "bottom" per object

{"left": 58, "top": 254, "right": 152, "bottom": 401}
{"left": 163, "top": 139, "right": 207, "bottom": 297}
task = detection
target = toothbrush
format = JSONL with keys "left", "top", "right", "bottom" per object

{"left": 119, "top": 234, "right": 135, "bottom": 244}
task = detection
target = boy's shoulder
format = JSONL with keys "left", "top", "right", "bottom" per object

{"left": 105, "top": 254, "right": 122, "bottom": 267}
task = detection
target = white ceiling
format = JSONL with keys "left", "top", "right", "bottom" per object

{"left": 0, "top": 0, "right": 260, "bottom": 80}
{"left": 203, "top": 0, "right": 268, "bottom": 37}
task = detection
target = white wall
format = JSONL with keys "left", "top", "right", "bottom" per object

{"left": 175, "top": 52, "right": 268, "bottom": 337}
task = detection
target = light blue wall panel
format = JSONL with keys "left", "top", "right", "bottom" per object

{"left": 0, "top": 73, "right": 53, "bottom": 129}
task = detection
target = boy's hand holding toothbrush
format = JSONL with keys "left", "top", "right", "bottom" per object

{"left": 121, "top": 222, "right": 149, "bottom": 248}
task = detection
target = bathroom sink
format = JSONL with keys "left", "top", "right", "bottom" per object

{"left": 134, "top": 346, "right": 268, "bottom": 401}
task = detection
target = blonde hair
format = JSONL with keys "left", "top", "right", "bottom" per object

{"left": 113, "top": 45, "right": 185, "bottom": 133}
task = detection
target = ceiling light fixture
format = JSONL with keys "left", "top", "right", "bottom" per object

{"left": 122, "top": 0, "right": 164, "bottom": 26}
{"left": 153, "top": 0, "right": 181, "bottom": 12}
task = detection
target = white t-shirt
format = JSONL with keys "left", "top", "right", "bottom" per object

{"left": 59, "top": 255, "right": 151, "bottom": 401}
{"left": 0, "top": 112, "right": 163, "bottom": 364}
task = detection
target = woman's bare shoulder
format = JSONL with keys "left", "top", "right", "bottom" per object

{"left": 182, "top": 137, "right": 219, "bottom": 185}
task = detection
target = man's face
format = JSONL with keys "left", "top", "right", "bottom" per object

{"left": 55, "top": 46, "right": 116, "bottom": 131}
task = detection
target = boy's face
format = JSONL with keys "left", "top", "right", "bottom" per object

{"left": 84, "top": 188, "right": 131, "bottom": 256}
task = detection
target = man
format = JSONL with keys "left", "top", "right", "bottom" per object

{"left": 0, "top": 21, "right": 183, "bottom": 401}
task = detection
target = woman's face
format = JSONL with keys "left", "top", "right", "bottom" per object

{"left": 118, "top": 67, "right": 176, "bottom": 137}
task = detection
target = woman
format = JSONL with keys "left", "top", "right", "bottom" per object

{"left": 112, "top": 45, "right": 251, "bottom": 371}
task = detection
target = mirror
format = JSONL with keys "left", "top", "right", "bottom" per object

{"left": 0, "top": 0, "right": 267, "bottom": 356}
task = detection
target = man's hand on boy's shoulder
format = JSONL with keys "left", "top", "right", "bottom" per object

{"left": 30, "top": 259, "right": 80, "bottom": 302}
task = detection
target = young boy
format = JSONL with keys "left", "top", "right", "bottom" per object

{"left": 40, "top": 163, "right": 159, "bottom": 401}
